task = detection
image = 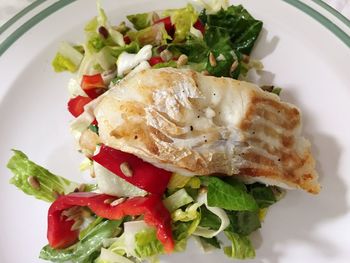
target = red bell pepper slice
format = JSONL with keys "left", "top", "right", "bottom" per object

{"left": 48, "top": 193, "right": 174, "bottom": 252}
{"left": 193, "top": 19, "right": 205, "bottom": 35}
{"left": 81, "top": 74, "right": 106, "bottom": 99}
{"left": 92, "top": 145, "right": 172, "bottom": 195}
{"left": 149, "top": 56, "right": 164, "bottom": 66}
{"left": 154, "top": 16, "right": 175, "bottom": 36}
{"left": 67, "top": 96, "right": 92, "bottom": 117}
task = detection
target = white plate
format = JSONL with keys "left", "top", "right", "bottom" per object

{"left": 1, "top": 0, "right": 350, "bottom": 262}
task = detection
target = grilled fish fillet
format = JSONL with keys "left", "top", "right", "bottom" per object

{"left": 93, "top": 68, "right": 320, "bottom": 194}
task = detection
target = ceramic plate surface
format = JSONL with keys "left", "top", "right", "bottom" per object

{"left": 0, "top": 0, "right": 350, "bottom": 262}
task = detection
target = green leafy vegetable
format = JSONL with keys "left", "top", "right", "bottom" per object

{"left": 224, "top": 231, "right": 255, "bottom": 259}
{"left": 96, "top": 248, "right": 134, "bottom": 263}
{"left": 272, "top": 87, "right": 282, "bottom": 96}
{"left": 79, "top": 216, "right": 104, "bottom": 240}
{"left": 40, "top": 220, "right": 122, "bottom": 263}
{"left": 52, "top": 53, "right": 78, "bottom": 73}
{"left": 226, "top": 211, "right": 261, "bottom": 235}
{"left": 152, "top": 60, "right": 177, "bottom": 69}
{"left": 172, "top": 203, "right": 201, "bottom": 222}
{"left": 127, "top": 23, "right": 171, "bottom": 47}
{"left": 163, "top": 188, "right": 193, "bottom": 212}
{"left": 134, "top": 228, "right": 164, "bottom": 258}
{"left": 206, "top": 177, "right": 258, "bottom": 211}
{"left": 52, "top": 42, "right": 83, "bottom": 73}
{"left": 198, "top": 236, "right": 221, "bottom": 249}
{"left": 204, "top": 26, "right": 240, "bottom": 77}
{"left": 164, "top": 4, "right": 198, "bottom": 42}
{"left": 127, "top": 12, "right": 152, "bottom": 30}
{"left": 7, "top": 150, "right": 79, "bottom": 202}
{"left": 199, "top": 206, "right": 221, "bottom": 230}
{"left": 109, "top": 41, "right": 140, "bottom": 58}
{"left": 200, "top": 5, "right": 263, "bottom": 54}
{"left": 248, "top": 183, "right": 277, "bottom": 208}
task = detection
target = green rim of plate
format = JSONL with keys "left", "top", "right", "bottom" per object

{"left": 0, "top": 0, "right": 349, "bottom": 57}
{"left": 0, "top": 0, "right": 47, "bottom": 35}
{"left": 312, "top": 0, "right": 350, "bottom": 28}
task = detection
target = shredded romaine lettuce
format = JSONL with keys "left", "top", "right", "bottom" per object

{"left": 52, "top": 42, "right": 83, "bottom": 73}
{"left": 163, "top": 188, "right": 193, "bottom": 212}
{"left": 164, "top": 4, "right": 198, "bottom": 42}
{"left": 193, "top": 192, "right": 230, "bottom": 238}
{"left": 206, "top": 177, "right": 259, "bottom": 211}
{"left": 127, "top": 12, "right": 152, "bottom": 30}
{"left": 223, "top": 231, "right": 255, "bottom": 259}
{"left": 40, "top": 220, "right": 122, "bottom": 262}
{"left": 8, "top": 150, "right": 80, "bottom": 202}
{"left": 96, "top": 248, "right": 135, "bottom": 263}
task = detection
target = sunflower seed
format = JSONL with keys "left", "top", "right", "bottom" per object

{"left": 209, "top": 52, "right": 217, "bottom": 67}
{"left": 78, "top": 184, "right": 86, "bottom": 192}
{"left": 230, "top": 61, "right": 239, "bottom": 74}
{"left": 152, "top": 12, "right": 160, "bottom": 22}
{"left": 71, "top": 219, "right": 83, "bottom": 231}
{"left": 120, "top": 162, "right": 133, "bottom": 177}
{"left": 27, "top": 176, "right": 40, "bottom": 190}
{"left": 177, "top": 54, "right": 188, "bottom": 67}
{"left": 104, "top": 198, "right": 114, "bottom": 204}
{"left": 110, "top": 198, "right": 126, "bottom": 207}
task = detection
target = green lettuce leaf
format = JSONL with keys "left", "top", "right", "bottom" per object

{"left": 134, "top": 228, "right": 164, "bottom": 258}
{"left": 164, "top": 4, "right": 198, "bottom": 42}
{"left": 204, "top": 26, "right": 240, "bottom": 78}
{"left": 152, "top": 60, "right": 177, "bottom": 69}
{"left": 163, "top": 188, "right": 193, "bottom": 212}
{"left": 224, "top": 231, "right": 255, "bottom": 259}
{"left": 95, "top": 248, "right": 134, "bottom": 263}
{"left": 200, "top": 5, "right": 263, "bottom": 54}
{"left": 198, "top": 236, "right": 221, "bottom": 250}
{"left": 127, "top": 12, "right": 152, "bottom": 30}
{"left": 206, "top": 177, "right": 258, "bottom": 211}
{"left": 39, "top": 220, "right": 122, "bottom": 263}
{"left": 198, "top": 206, "right": 221, "bottom": 230}
{"left": 226, "top": 211, "right": 261, "bottom": 235}
{"left": 7, "top": 150, "right": 83, "bottom": 202}
{"left": 52, "top": 42, "right": 83, "bottom": 73}
{"left": 127, "top": 23, "right": 171, "bottom": 47}
{"left": 248, "top": 183, "right": 277, "bottom": 208}
{"left": 172, "top": 203, "right": 201, "bottom": 222}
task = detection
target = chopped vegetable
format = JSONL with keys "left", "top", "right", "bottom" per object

{"left": 206, "top": 177, "right": 259, "bottom": 211}
{"left": 7, "top": 150, "right": 93, "bottom": 202}
{"left": 47, "top": 192, "right": 174, "bottom": 252}
{"left": 67, "top": 96, "right": 92, "bottom": 117}
{"left": 92, "top": 145, "right": 172, "bottom": 195}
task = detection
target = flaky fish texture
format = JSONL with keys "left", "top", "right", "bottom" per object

{"left": 94, "top": 68, "right": 320, "bottom": 194}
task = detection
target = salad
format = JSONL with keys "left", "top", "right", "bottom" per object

{"left": 7, "top": 1, "right": 292, "bottom": 262}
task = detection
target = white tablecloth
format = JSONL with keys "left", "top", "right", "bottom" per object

{"left": 0, "top": 0, "right": 349, "bottom": 29}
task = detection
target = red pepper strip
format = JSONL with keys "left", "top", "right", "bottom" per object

{"left": 154, "top": 16, "right": 175, "bottom": 36}
{"left": 92, "top": 145, "right": 172, "bottom": 195}
{"left": 193, "top": 19, "right": 205, "bottom": 35}
{"left": 81, "top": 74, "right": 106, "bottom": 99}
{"left": 67, "top": 96, "right": 92, "bottom": 117}
{"left": 149, "top": 56, "right": 164, "bottom": 66}
{"left": 48, "top": 193, "right": 174, "bottom": 252}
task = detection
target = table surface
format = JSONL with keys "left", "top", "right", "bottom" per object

{"left": 0, "top": 0, "right": 349, "bottom": 28}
